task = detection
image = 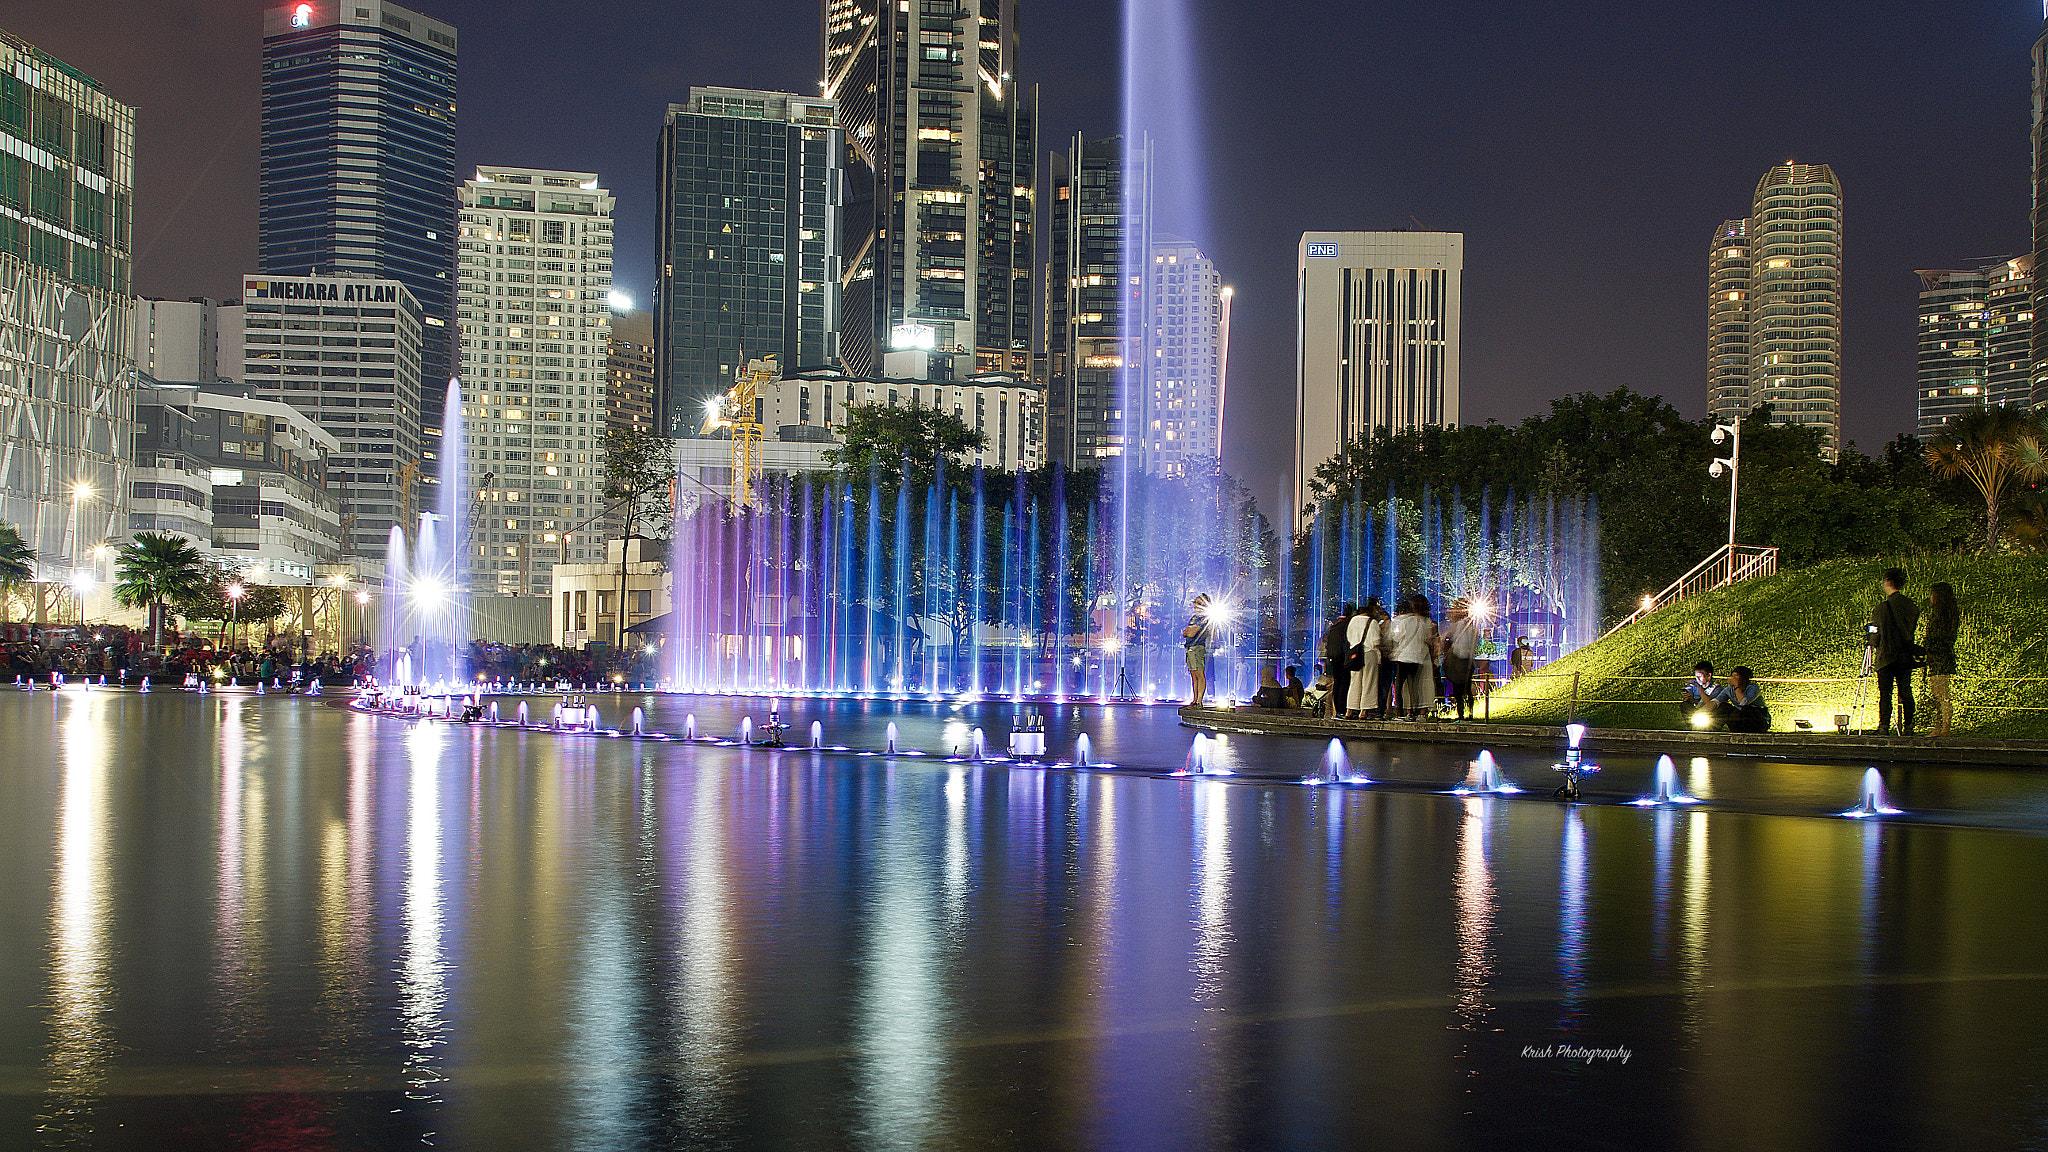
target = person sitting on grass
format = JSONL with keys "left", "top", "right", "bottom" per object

{"left": 1681, "top": 661, "right": 1721, "bottom": 728}
{"left": 1716, "top": 666, "right": 1770, "bottom": 733}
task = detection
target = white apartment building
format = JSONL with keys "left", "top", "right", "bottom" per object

{"left": 1142, "top": 237, "right": 1226, "bottom": 476}
{"left": 456, "top": 167, "right": 615, "bottom": 597}
{"left": 236, "top": 274, "right": 423, "bottom": 561}
{"left": 132, "top": 297, "right": 242, "bottom": 382}
{"left": 1295, "top": 231, "right": 1463, "bottom": 518}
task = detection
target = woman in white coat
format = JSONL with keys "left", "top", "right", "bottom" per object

{"left": 1387, "top": 595, "right": 1440, "bottom": 719}
{"left": 1344, "top": 597, "right": 1385, "bottom": 719}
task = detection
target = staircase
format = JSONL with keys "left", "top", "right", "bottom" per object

{"left": 1602, "top": 544, "right": 1778, "bottom": 640}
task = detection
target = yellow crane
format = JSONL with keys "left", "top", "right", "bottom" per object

{"left": 726, "top": 355, "right": 777, "bottom": 510}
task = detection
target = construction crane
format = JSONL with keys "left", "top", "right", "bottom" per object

{"left": 726, "top": 355, "right": 777, "bottom": 511}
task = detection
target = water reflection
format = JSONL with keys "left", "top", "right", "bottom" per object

{"left": 43, "top": 691, "right": 114, "bottom": 1141}
{"left": 401, "top": 722, "right": 449, "bottom": 1111}
{"left": 857, "top": 766, "right": 949, "bottom": 1149}
{"left": 1558, "top": 806, "right": 1587, "bottom": 1022}
{"left": 669, "top": 759, "right": 740, "bottom": 1138}
{"left": 1453, "top": 796, "right": 1495, "bottom": 1031}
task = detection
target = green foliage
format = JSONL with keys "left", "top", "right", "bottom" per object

{"left": 0, "top": 522, "right": 32, "bottom": 586}
{"left": 1923, "top": 404, "right": 2048, "bottom": 551}
{"left": 825, "top": 403, "right": 986, "bottom": 486}
{"left": 1304, "top": 389, "right": 1984, "bottom": 625}
{"left": 599, "top": 426, "right": 677, "bottom": 539}
{"left": 113, "top": 532, "right": 209, "bottom": 646}
{"left": 174, "top": 570, "right": 288, "bottom": 625}
{"left": 1485, "top": 553, "right": 2048, "bottom": 738}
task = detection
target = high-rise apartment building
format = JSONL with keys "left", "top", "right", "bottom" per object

{"left": 260, "top": 1, "right": 456, "bottom": 443}
{"left": 1046, "top": 134, "right": 1143, "bottom": 467}
{"left": 654, "top": 88, "right": 840, "bottom": 436}
{"left": 1916, "top": 255, "right": 2035, "bottom": 436}
{"left": 1705, "top": 219, "right": 1750, "bottom": 427}
{"left": 1705, "top": 163, "right": 1842, "bottom": 455}
{"left": 0, "top": 28, "right": 136, "bottom": 577}
{"left": 2033, "top": 20, "right": 2048, "bottom": 408}
{"left": 605, "top": 309, "right": 656, "bottom": 437}
{"left": 1294, "top": 231, "right": 1462, "bottom": 518}
{"left": 1141, "top": 237, "right": 1225, "bottom": 476}
{"left": 824, "top": 0, "right": 1035, "bottom": 380}
{"left": 237, "top": 274, "right": 422, "bottom": 561}
{"left": 456, "top": 167, "right": 614, "bottom": 597}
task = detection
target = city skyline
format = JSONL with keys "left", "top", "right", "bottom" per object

{"left": 5, "top": 0, "right": 2042, "bottom": 504}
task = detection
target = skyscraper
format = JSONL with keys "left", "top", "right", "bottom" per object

{"left": 654, "top": 88, "right": 840, "bottom": 436}
{"left": 260, "top": 1, "right": 456, "bottom": 441}
{"left": 2033, "top": 19, "right": 2048, "bottom": 409}
{"left": 824, "top": 0, "right": 1035, "bottom": 380}
{"left": 0, "top": 27, "right": 136, "bottom": 576}
{"left": 605, "top": 310, "right": 657, "bottom": 438}
{"left": 1141, "top": 236, "right": 1225, "bottom": 476}
{"left": 1705, "top": 219, "right": 1750, "bottom": 428}
{"left": 1046, "top": 134, "right": 1144, "bottom": 468}
{"left": 1294, "top": 231, "right": 1462, "bottom": 518}
{"left": 1706, "top": 163, "right": 1842, "bottom": 455}
{"left": 456, "top": 167, "right": 614, "bottom": 596}
{"left": 1916, "top": 255, "right": 2034, "bottom": 436}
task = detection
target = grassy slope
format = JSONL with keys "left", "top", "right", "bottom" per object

{"left": 1483, "top": 554, "right": 2048, "bottom": 739}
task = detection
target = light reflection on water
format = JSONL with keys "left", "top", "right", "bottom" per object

{"left": 4, "top": 692, "right": 2048, "bottom": 1150}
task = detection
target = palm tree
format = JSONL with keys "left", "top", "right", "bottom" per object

{"left": 0, "top": 523, "right": 33, "bottom": 624}
{"left": 1925, "top": 405, "right": 2048, "bottom": 551}
{"left": 114, "top": 533, "right": 209, "bottom": 648}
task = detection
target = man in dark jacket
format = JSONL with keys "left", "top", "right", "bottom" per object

{"left": 1322, "top": 605, "right": 1354, "bottom": 719}
{"left": 1869, "top": 567, "right": 1920, "bottom": 736}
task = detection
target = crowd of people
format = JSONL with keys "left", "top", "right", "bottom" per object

{"left": 1232, "top": 596, "right": 1533, "bottom": 723}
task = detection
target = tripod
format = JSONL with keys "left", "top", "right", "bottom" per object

{"left": 1850, "top": 645, "right": 1874, "bottom": 734}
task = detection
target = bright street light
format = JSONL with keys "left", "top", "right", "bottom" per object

{"left": 226, "top": 582, "right": 245, "bottom": 600}
{"left": 354, "top": 591, "right": 371, "bottom": 605}
{"left": 72, "top": 482, "right": 92, "bottom": 500}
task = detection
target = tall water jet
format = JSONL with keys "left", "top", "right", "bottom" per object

{"left": 969, "top": 727, "right": 987, "bottom": 761}
{"left": 1632, "top": 755, "right": 1700, "bottom": 806}
{"left": 886, "top": 721, "right": 899, "bottom": 755}
{"left": 1074, "top": 732, "right": 1093, "bottom": 767}
{"left": 740, "top": 716, "right": 753, "bottom": 745}
{"left": 1843, "top": 767, "right": 1903, "bottom": 818}
{"left": 810, "top": 720, "right": 823, "bottom": 750}
{"left": 685, "top": 713, "right": 697, "bottom": 741}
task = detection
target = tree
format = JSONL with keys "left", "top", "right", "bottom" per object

{"left": 0, "top": 523, "right": 32, "bottom": 624}
{"left": 826, "top": 403, "right": 986, "bottom": 486}
{"left": 113, "top": 533, "right": 210, "bottom": 647}
{"left": 599, "top": 426, "right": 677, "bottom": 646}
{"left": 174, "top": 569, "right": 288, "bottom": 646}
{"left": 1924, "top": 405, "right": 2048, "bottom": 551}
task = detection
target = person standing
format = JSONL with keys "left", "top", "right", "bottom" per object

{"left": 1344, "top": 597, "right": 1384, "bottom": 720}
{"left": 1388, "top": 595, "right": 1437, "bottom": 720}
{"left": 1441, "top": 599, "right": 1481, "bottom": 721}
{"left": 1923, "top": 582, "right": 1961, "bottom": 739}
{"left": 1868, "top": 567, "right": 1920, "bottom": 736}
{"left": 1510, "top": 636, "right": 1535, "bottom": 680}
{"left": 1182, "top": 594, "right": 1214, "bottom": 706}
{"left": 1322, "top": 604, "right": 1355, "bottom": 720}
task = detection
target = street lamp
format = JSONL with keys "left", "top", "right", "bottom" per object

{"left": 226, "top": 581, "right": 246, "bottom": 650}
{"left": 1708, "top": 423, "right": 1740, "bottom": 552}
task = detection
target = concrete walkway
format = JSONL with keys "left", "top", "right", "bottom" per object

{"left": 1178, "top": 705, "right": 2048, "bottom": 767}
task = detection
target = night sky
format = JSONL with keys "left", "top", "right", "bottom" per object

{"left": 8, "top": 0, "right": 2041, "bottom": 515}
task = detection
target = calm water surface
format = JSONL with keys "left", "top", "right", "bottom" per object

{"left": 3, "top": 689, "right": 2046, "bottom": 1150}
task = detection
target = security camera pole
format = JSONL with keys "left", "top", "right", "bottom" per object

{"left": 1709, "top": 422, "right": 1740, "bottom": 552}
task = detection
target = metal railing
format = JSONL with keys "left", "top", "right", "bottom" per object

{"left": 1601, "top": 544, "right": 1778, "bottom": 640}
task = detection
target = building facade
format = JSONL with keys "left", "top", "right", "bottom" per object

{"left": 2034, "top": 19, "right": 2048, "bottom": 409}
{"left": 1706, "top": 163, "right": 1843, "bottom": 455}
{"left": 1046, "top": 134, "right": 1143, "bottom": 468}
{"left": 236, "top": 274, "right": 422, "bottom": 560}
{"left": 260, "top": 0, "right": 456, "bottom": 439}
{"left": 456, "top": 166, "right": 614, "bottom": 597}
{"left": 1705, "top": 219, "right": 1751, "bottom": 427}
{"left": 132, "top": 379, "right": 343, "bottom": 582}
{"left": 763, "top": 366, "right": 1044, "bottom": 473}
{"left": 605, "top": 308, "right": 656, "bottom": 436}
{"left": 1294, "top": 231, "right": 1462, "bottom": 518}
{"left": 0, "top": 28, "right": 137, "bottom": 580}
{"left": 1142, "top": 236, "right": 1224, "bottom": 476}
{"left": 133, "top": 297, "right": 241, "bottom": 383}
{"left": 824, "top": 0, "right": 1034, "bottom": 380}
{"left": 1916, "top": 255, "right": 2035, "bottom": 436}
{"left": 655, "top": 88, "right": 840, "bottom": 437}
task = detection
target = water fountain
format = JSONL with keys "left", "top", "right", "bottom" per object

{"left": 685, "top": 714, "right": 697, "bottom": 741}
{"left": 516, "top": 701, "right": 529, "bottom": 726}
{"left": 488, "top": 701, "right": 500, "bottom": 723}
{"left": 885, "top": 722, "right": 899, "bottom": 755}
{"left": 1843, "top": 768, "right": 1903, "bottom": 818}
{"left": 1307, "top": 737, "right": 1369, "bottom": 786}
{"left": 1075, "top": 733, "right": 1093, "bottom": 767}
{"left": 810, "top": 721, "right": 823, "bottom": 749}
{"left": 1452, "top": 750, "right": 1519, "bottom": 795}
{"left": 969, "top": 727, "right": 988, "bottom": 761}
{"left": 740, "top": 717, "right": 753, "bottom": 745}
{"left": 631, "top": 707, "right": 647, "bottom": 736}
{"left": 1630, "top": 755, "right": 1700, "bottom": 807}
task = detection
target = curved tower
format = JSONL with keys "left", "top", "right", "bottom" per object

{"left": 1746, "top": 163, "right": 1841, "bottom": 458}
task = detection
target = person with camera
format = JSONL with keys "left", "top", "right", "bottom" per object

{"left": 1182, "top": 594, "right": 1214, "bottom": 706}
{"left": 1681, "top": 661, "right": 1723, "bottom": 729}
{"left": 1867, "top": 567, "right": 1921, "bottom": 737}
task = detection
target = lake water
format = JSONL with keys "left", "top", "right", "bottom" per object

{"left": 3, "top": 689, "right": 2045, "bottom": 1149}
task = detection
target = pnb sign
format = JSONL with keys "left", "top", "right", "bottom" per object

{"left": 1306, "top": 242, "right": 1340, "bottom": 258}
{"left": 245, "top": 279, "right": 401, "bottom": 303}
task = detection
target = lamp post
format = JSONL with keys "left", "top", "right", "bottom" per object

{"left": 226, "top": 581, "right": 245, "bottom": 650}
{"left": 1709, "top": 422, "right": 1740, "bottom": 552}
